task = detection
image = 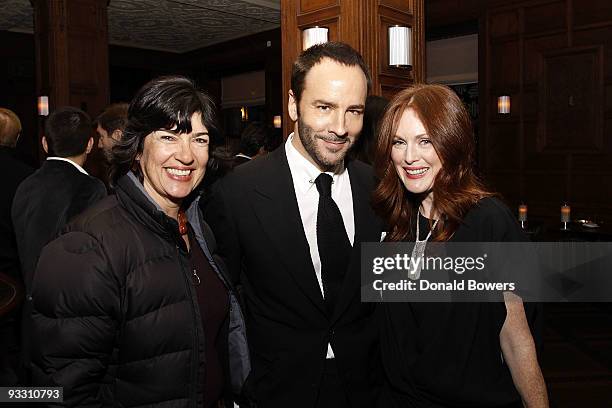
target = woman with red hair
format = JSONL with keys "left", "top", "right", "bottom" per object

{"left": 373, "top": 84, "right": 548, "bottom": 407}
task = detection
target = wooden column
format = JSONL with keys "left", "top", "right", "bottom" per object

{"left": 280, "top": 0, "right": 425, "bottom": 136}
{"left": 31, "top": 0, "right": 110, "bottom": 174}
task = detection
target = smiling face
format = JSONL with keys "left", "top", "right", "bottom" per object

{"left": 288, "top": 58, "right": 367, "bottom": 171}
{"left": 138, "top": 112, "right": 209, "bottom": 216}
{"left": 391, "top": 108, "right": 442, "bottom": 208}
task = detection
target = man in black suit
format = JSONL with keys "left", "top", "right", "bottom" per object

{"left": 205, "top": 42, "right": 382, "bottom": 408}
{"left": 0, "top": 108, "right": 33, "bottom": 385}
{"left": 233, "top": 121, "right": 267, "bottom": 167}
{"left": 12, "top": 106, "right": 106, "bottom": 295}
{"left": 0, "top": 108, "right": 33, "bottom": 282}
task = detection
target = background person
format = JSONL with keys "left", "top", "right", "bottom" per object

{"left": 12, "top": 106, "right": 106, "bottom": 385}
{"left": 350, "top": 95, "right": 389, "bottom": 164}
{"left": 29, "top": 76, "right": 250, "bottom": 407}
{"left": 95, "top": 102, "right": 128, "bottom": 163}
{"left": 373, "top": 84, "right": 548, "bottom": 408}
{"left": 12, "top": 106, "right": 106, "bottom": 297}
{"left": 0, "top": 107, "right": 32, "bottom": 386}
{"left": 234, "top": 121, "right": 267, "bottom": 166}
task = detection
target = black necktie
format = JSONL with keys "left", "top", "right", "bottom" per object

{"left": 315, "top": 173, "right": 351, "bottom": 314}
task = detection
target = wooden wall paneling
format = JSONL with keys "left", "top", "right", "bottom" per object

{"left": 573, "top": 0, "right": 612, "bottom": 28}
{"left": 299, "top": 0, "right": 338, "bottom": 14}
{"left": 484, "top": 0, "right": 612, "bottom": 222}
{"left": 486, "top": 172, "right": 522, "bottom": 204}
{"left": 537, "top": 46, "right": 604, "bottom": 153}
{"left": 488, "top": 9, "right": 520, "bottom": 39}
{"left": 523, "top": 172, "right": 568, "bottom": 204}
{"left": 523, "top": 120, "right": 567, "bottom": 171}
{"left": 489, "top": 39, "right": 520, "bottom": 93}
{"left": 523, "top": 1, "right": 566, "bottom": 35}
{"left": 281, "top": 0, "right": 300, "bottom": 136}
{"left": 380, "top": 0, "right": 412, "bottom": 14}
{"left": 485, "top": 121, "right": 521, "bottom": 171}
{"left": 31, "top": 0, "right": 110, "bottom": 177}
{"left": 412, "top": 0, "right": 426, "bottom": 84}
{"left": 572, "top": 26, "right": 612, "bottom": 76}
{"left": 378, "top": 1, "right": 425, "bottom": 88}
{"left": 571, "top": 172, "right": 612, "bottom": 208}
{"left": 523, "top": 34, "right": 567, "bottom": 85}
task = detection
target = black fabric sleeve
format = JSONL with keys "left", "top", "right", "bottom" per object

{"left": 202, "top": 181, "right": 242, "bottom": 286}
{"left": 30, "top": 231, "right": 119, "bottom": 407}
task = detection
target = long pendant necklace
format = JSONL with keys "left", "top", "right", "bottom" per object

{"left": 409, "top": 212, "right": 439, "bottom": 280}
{"left": 192, "top": 268, "right": 201, "bottom": 286}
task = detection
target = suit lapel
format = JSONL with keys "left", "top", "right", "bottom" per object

{"left": 332, "top": 161, "right": 380, "bottom": 323}
{"left": 249, "top": 148, "right": 327, "bottom": 315}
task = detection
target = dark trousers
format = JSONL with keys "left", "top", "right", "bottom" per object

{"left": 315, "top": 359, "right": 350, "bottom": 408}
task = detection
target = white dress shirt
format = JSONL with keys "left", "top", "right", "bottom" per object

{"left": 46, "top": 157, "right": 89, "bottom": 175}
{"left": 285, "top": 133, "right": 355, "bottom": 359}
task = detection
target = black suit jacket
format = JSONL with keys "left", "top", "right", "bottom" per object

{"left": 12, "top": 159, "right": 106, "bottom": 292}
{"left": 0, "top": 147, "right": 33, "bottom": 281}
{"left": 205, "top": 146, "right": 383, "bottom": 408}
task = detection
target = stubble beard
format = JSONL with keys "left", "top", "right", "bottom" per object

{"left": 297, "top": 116, "right": 352, "bottom": 172}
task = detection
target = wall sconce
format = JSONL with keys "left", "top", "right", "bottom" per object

{"left": 38, "top": 96, "right": 49, "bottom": 116}
{"left": 273, "top": 115, "right": 282, "bottom": 129}
{"left": 497, "top": 95, "right": 511, "bottom": 114}
{"left": 389, "top": 25, "right": 412, "bottom": 67}
{"left": 302, "top": 26, "right": 328, "bottom": 51}
{"left": 240, "top": 107, "right": 248, "bottom": 122}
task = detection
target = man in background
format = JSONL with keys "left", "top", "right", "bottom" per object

{"left": 0, "top": 108, "right": 33, "bottom": 385}
{"left": 13, "top": 106, "right": 106, "bottom": 300}
{"left": 0, "top": 108, "right": 33, "bottom": 281}
{"left": 233, "top": 121, "right": 267, "bottom": 167}
{"left": 95, "top": 102, "right": 128, "bottom": 163}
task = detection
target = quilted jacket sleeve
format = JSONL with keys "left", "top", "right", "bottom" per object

{"left": 30, "top": 230, "right": 120, "bottom": 407}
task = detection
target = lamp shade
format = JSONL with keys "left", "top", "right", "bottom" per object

{"left": 38, "top": 96, "right": 49, "bottom": 116}
{"left": 273, "top": 115, "right": 282, "bottom": 129}
{"left": 389, "top": 25, "right": 412, "bottom": 67}
{"left": 497, "top": 95, "right": 510, "bottom": 114}
{"left": 302, "top": 27, "right": 328, "bottom": 51}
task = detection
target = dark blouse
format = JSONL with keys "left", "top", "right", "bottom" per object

{"left": 188, "top": 228, "right": 229, "bottom": 408}
{"left": 380, "top": 197, "right": 539, "bottom": 408}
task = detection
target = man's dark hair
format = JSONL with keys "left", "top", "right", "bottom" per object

{"left": 291, "top": 41, "right": 371, "bottom": 105}
{"left": 96, "top": 103, "right": 128, "bottom": 135}
{"left": 44, "top": 106, "right": 92, "bottom": 157}
{"left": 240, "top": 122, "right": 267, "bottom": 157}
{"left": 110, "top": 75, "right": 220, "bottom": 186}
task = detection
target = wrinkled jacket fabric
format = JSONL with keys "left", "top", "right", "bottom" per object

{"left": 30, "top": 173, "right": 250, "bottom": 407}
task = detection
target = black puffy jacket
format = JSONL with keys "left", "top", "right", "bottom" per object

{"left": 30, "top": 173, "right": 250, "bottom": 407}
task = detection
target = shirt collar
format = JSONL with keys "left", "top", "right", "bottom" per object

{"left": 46, "top": 156, "right": 89, "bottom": 175}
{"left": 285, "top": 133, "right": 346, "bottom": 195}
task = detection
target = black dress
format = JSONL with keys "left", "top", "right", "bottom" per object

{"left": 379, "top": 197, "right": 540, "bottom": 408}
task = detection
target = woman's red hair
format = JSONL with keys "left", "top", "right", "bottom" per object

{"left": 372, "top": 84, "right": 494, "bottom": 242}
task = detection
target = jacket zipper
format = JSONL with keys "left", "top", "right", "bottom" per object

{"left": 176, "top": 244, "right": 203, "bottom": 407}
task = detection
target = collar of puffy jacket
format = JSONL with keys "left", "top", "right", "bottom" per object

{"left": 115, "top": 171, "right": 201, "bottom": 249}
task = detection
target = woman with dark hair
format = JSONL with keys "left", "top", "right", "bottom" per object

{"left": 30, "top": 76, "right": 250, "bottom": 407}
{"left": 373, "top": 84, "right": 548, "bottom": 407}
